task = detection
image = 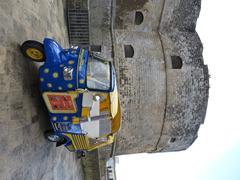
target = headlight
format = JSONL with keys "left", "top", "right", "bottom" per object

{"left": 63, "top": 66, "right": 73, "bottom": 80}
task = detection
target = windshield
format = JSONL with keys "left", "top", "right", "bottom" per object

{"left": 87, "top": 55, "right": 111, "bottom": 91}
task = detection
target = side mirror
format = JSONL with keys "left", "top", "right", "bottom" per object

{"left": 93, "top": 95, "right": 101, "bottom": 101}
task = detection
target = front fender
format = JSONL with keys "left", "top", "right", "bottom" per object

{"left": 43, "top": 38, "right": 66, "bottom": 65}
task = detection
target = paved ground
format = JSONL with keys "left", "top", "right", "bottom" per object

{"left": 0, "top": 0, "right": 83, "bottom": 179}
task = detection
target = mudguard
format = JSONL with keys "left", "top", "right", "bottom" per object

{"left": 43, "top": 38, "right": 66, "bottom": 65}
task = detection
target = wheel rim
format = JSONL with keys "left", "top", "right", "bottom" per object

{"left": 26, "top": 48, "right": 44, "bottom": 60}
{"left": 47, "top": 134, "right": 61, "bottom": 142}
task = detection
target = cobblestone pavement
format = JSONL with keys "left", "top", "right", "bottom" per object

{"left": 0, "top": 0, "right": 83, "bottom": 179}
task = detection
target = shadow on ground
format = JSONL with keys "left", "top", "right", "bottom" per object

{"left": 0, "top": 0, "right": 83, "bottom": 179}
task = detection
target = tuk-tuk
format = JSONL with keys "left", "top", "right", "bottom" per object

{"left": 21, "top": 38, "right": 121, "bottom": 155}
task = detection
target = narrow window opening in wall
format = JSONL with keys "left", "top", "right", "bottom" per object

{"left": 135, "top": 11, "right": 144, "bottom": 25}
{"left": 124, "top": 45, "right": 134, "bottom": 58}
{"left": 169, "top": 138, "right": 176, "bottom": 143}
{"left": 91, "top": 45, "right": 102, "bottom": 52}
{"left": 171, "top": 56, "right": 183, "bottom": 69}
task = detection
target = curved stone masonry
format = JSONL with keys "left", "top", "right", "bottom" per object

{"left": 111, "top": 0, "right": 209, "bottom": 155}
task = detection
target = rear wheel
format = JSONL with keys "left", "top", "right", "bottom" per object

{"left": 21, "top": 40, "right": 45, "bottom": 62}
{"left": 76, "top": 151, "right": 86, "bottom": 159}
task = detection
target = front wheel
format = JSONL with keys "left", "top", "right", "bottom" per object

{"left": 44, "top": 130, "right": 65, "bottom": 143}
{"left": 21, "top": 40, "right": 45, "bottom": 62}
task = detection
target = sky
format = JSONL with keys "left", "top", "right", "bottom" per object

{"left": 116, "top": 0, "right": 240, "bottom": 179}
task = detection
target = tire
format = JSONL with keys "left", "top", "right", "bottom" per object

{"left": 21, "top": 40, "right": 45, "bottom": 62}
{"left": 44, "top": 130, "right": 65, "bottom": 143}
{"left": 76, "top": 151, "right": 86, "bottom": 159}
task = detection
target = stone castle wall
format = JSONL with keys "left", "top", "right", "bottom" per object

{"left": 87, "top": 0, "right": 209, "bottom": 178}
{"left": 112, "top": 0, "right": 209, "bottom": 155}
{"left": 89, "top": 0, "right": 113, "bottom": 59}
{"left": 155, "top": 0, "right": 209, "bottom": 152}
{"left": 113, "top": 31, "right": 166, "bottom": 154}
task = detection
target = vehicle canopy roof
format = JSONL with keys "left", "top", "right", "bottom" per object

{"left": 110, "top": 83, "right": 121, "bottom": 134}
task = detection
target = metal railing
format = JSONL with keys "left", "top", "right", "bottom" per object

{"left": 67, "top": 0, "right": 90, "bottom": 48}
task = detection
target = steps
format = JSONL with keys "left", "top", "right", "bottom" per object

{"left": 67, "top": 2, "right": 90, "bottom": 48}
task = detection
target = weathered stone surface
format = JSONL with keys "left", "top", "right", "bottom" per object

{"left": 0, "top": 0, "right": 83, "bottom": 179}
{"left": 112, "top": 0, "right": 209, "bottom": 154}
{"left": 81, "top": 150, "right": 101, "bottom": 180}
{"left": 89, "top": 0, "right": 208, "bottom": 158}
{"left": 155, "top": 0, "right": 209, "bottom": 152}
{"left": 89, "top": 0, "right": 113, "bottom": 59}
{"left": 113, "top": 31, "right": 166, "bottom": 154}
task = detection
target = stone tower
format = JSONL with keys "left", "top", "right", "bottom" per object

{"left": 69, "top": 0, "right": 209, "bottom": 179}
{"left": 112, "top": 0, "right": 209, "bottom": 155}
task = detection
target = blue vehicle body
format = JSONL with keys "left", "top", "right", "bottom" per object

{"left": 38, "top": 38, "right": 116, "bottom": 152}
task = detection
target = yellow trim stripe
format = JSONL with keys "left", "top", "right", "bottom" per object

{"left": 81, "top": 107, "right": 90, "bottom": 117}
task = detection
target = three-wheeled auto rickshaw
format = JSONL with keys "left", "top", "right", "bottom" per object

{"left": 21, "top": 38, "right": 121, "bottom": 156}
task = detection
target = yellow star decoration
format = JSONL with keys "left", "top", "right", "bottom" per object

{"left": 53, "top": 72, "right": 59, "bottom": 78}
{"left": 68, "top": 60, "right": 74, "bottom": 65}
{"left": 44, "top": 68, "right": 49, "bottom": 74}
{"left": 47, "top": 83, "right": 52, "bottom": 88}
{"left": 68, "top": 83, "right": 73, "bottom": 88}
